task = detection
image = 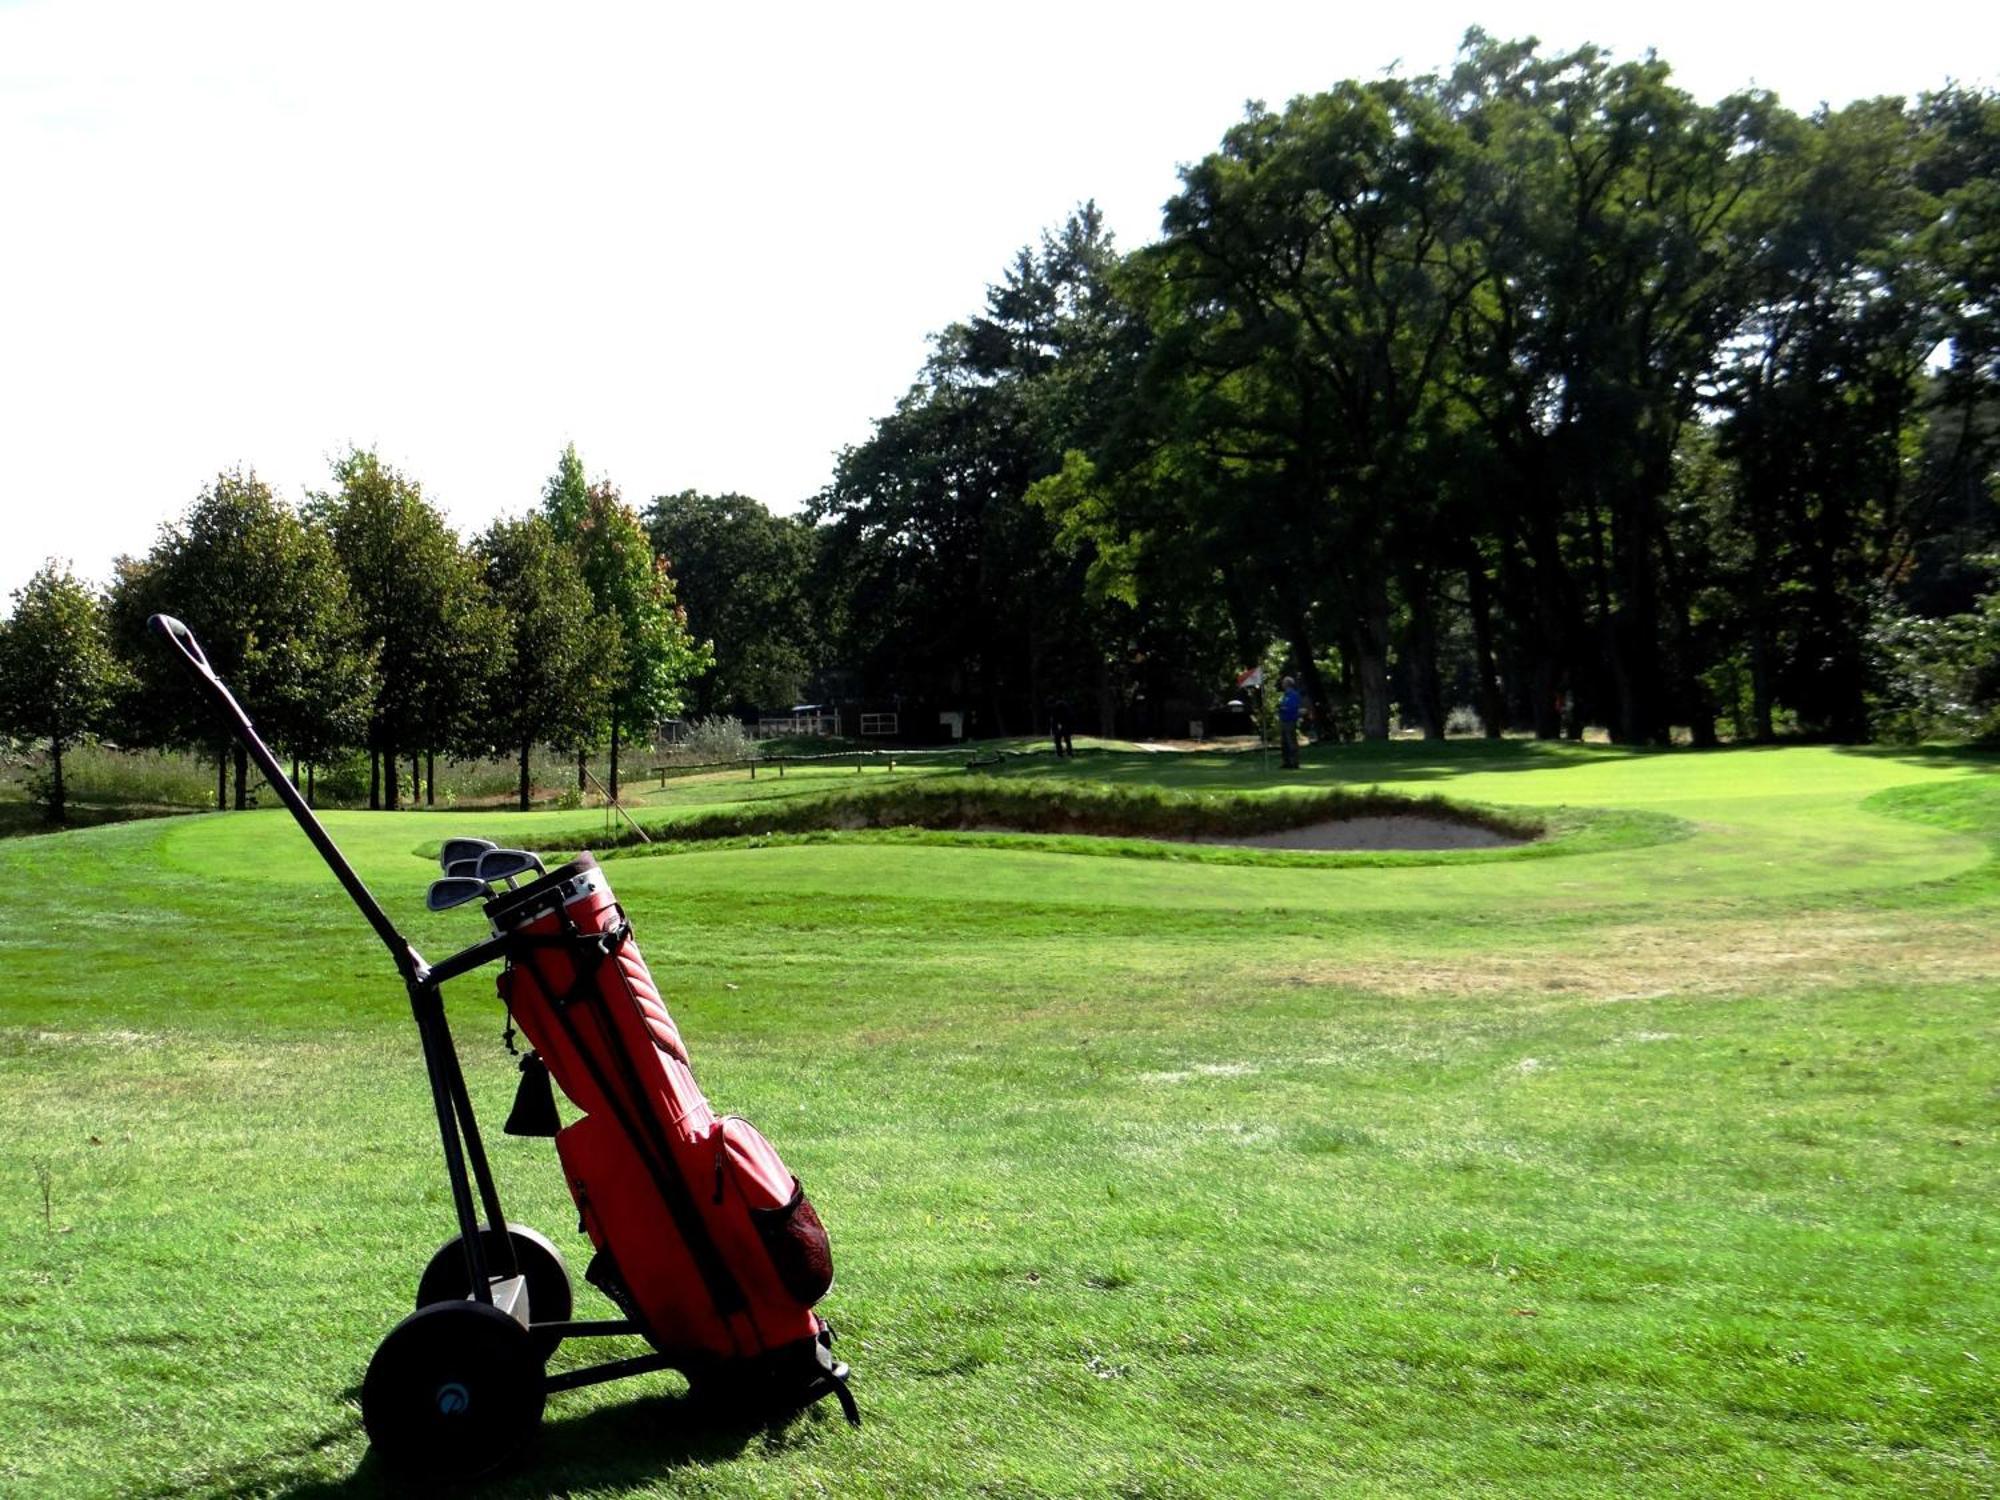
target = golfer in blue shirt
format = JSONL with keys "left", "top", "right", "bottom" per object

{"left": 1278, "top": 675, "right": 1303, "bottom": 769}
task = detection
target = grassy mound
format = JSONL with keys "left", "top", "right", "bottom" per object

{"left": 521, "top": 778, "right": 1542, "bottom": 850}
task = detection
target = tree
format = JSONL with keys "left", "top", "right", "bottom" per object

{"left": 107, "top": 470, "right": 372, "bottom": 808}
{"left": 0, "top": 563, "right": 125, "bottom": 823}
{"left": 568, "top": 480, "right": 711, "bottom": 797}
{"left": 542, "top": 442, "right": 590, "bottom": 538}
{"left": 1099, "top": 76, "right": 1490, "bottom": 738}
{"left": 478, "top": 515, "right": 614, "bottom": 811}
{"left": 311, "top": 449, "right": 494, "bottom": 808}
{"left": 1711, "top": 97, "right": 1940, "bottom": 740}
{"left": 643, "top": 491, "right": 816, "bottom": 717}
{"left": 809, "top": 206, "right": 1138, "bottom": 734}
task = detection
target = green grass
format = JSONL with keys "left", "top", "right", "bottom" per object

{"left": 1, "top": 741, "right": 1997, "bottom": 1496}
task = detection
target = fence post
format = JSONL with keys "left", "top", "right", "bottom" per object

{"left": 778, "top": 757, "right": 785, "bottom": 778}
{"left": 750, "top": 758, "right": 756, "bottom": 780}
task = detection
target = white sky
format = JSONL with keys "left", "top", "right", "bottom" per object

{"left": 3, "top": 0, "right": 1994, "bottom": 600}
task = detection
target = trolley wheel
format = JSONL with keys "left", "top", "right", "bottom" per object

{"left": 360, "top": 1300, "right": 545, "bottom": 1482}
{"left": 416, "top": 1223, "right": 573, "bottom": 1358}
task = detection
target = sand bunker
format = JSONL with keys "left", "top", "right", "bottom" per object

{"left": 1195, "top": 815, "right": 1527, "bottom": 851}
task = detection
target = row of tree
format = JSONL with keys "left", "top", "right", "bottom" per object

{"left": 0, "top": 447, "right": 714, "bottom": 821}
{"left": 7, "top": 34, "right": 1999, "bottom": 821}
{"left": 809, "top": 33, "right": 2000, "bottom": 745}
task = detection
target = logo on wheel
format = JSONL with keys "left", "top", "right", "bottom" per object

{"left": 436, "top": 1382, "right": 471, "bottom": 1416}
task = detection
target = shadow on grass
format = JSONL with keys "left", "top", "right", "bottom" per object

{"left": 1832, "top": 742, "right": 2000, "bottom": 772}
{"left": 0, "top": 800, "right": 198, "bottom": 839}
{"left": 167, "top": 1384, "right": 831, "bottom": 1500}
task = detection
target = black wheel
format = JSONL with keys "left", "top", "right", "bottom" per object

{"left": 416, "top": 1223, "right": 572, "bottom": 1358}
{"left": 360, "top": 1300, "right": 545, "bottom": 1482}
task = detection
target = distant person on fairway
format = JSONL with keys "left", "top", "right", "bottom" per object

{"left": 1278, "top": 676, "right": 1303, "bottom": 769}
{"left": 1048, "top": 696, "right": 1075, "bottom": 758}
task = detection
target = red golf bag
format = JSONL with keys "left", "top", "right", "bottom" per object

{"left": 146, "top": 612, "right": 857, "bottom": 1480}
{"left": 487, "top": 853, "right": 851, "bottom": 1414}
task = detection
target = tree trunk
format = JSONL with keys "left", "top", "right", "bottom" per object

{"left": 233, "top": 743, "right": 249, "bottom": 811}
{"left": 1401, "top": 572, "right": 1446, "bottom": 741}
{"left": 384, "top": 736, "right": 400, "bottom": 811}
{"left": 1466, "top": 562, "right": 1506, "bottom": 738}
{"left": 217, "top": 749, "right": 228, "bottom": 811}
{"left": 369, "top": 748, "right": 381, "bottom": 810}
{"left": 577, "top": 750, "right": 586, "bottom": 795}
{"left": 1280, "top": 612, "right": 1324, "bottom": 738}
{"left": 48, "top": 738, "right": 65, "bottom": 824}
{"left": 609, "top": 714, "right": 621, "bottom": 801}
{"left": 290, "top": 755, "right": 299, "bottom": 788}
{"left": 411, "top": 754, "right": 421, "bottom": 807}
{"left": 519, "top": 742, "right": 532, "bottom": 812}
{"left": 1354, "top": 591, "right": 1392, "bottom": 741}
{"left": 307, "top": 763, "right": 316, "bottom": 808}
{"left": 426, "top": 750, "right": 435, "bottom": 807}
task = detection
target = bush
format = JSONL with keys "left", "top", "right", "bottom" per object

{"left": 1868, "top": 570, "right": 2000, "bottom": 743}
{"left": 664, "top": 716, "right": 758, "bottom": 764}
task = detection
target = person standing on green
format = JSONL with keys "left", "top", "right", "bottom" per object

{"left": 1277, "top": 675, "right": 1303, "bottom": 770}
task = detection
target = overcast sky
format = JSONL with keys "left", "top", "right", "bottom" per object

{"left": 3, "top": 0, "right": 1995, "bottom": 600}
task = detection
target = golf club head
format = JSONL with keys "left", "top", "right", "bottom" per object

{"left": 439, "top": 837, "right": 497, "bottom": 873}
{"left": 476, "top": 848, "right": 545, "bottom": 885}
{"left": 426, "top": 876, "right": 491, "bottom": 912}
{"left": 445, "top": 858, "right": 483, "bottom": 878}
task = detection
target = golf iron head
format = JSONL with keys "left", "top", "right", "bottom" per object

{"left": 426, "top": 876, "right": 491, "bottom": 912}
{"left": 476, "top": 848, "right": 545, "bottom": 886}
{"left": 438, "top": 837, "right": 497, "bottom": 873}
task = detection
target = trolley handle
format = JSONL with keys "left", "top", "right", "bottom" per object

{"left": 151, "top": 614, "right": 253, "bottom": 733}
{"left": 147, "top": 612, "right": 426, "bottom": 985}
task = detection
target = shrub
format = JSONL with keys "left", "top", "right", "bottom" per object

{"left": 1445, "top": 705, "right": 1484, "bottom": 737}
{"left": 665, "top": 716, "right": 758, "bottom": 764}
{"left": 1868, "top": 569, "right": 2000, "bottom": 743}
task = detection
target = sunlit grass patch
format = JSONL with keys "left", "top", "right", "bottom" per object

{"left": 0, "top": 741, "right": 1994, "bottom": 1495}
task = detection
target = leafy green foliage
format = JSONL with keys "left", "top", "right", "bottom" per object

{"left": 477, "top": 514, "right": 616, "bottom": 810}
{"left": 310, "top": 448, "right": 490, "bottom": 800}
{"left": 560, "top": 477, "right": 712, "bottom": 795}
{"left": 0, "top": 563, "right": 126, "bottom": 822}
{"left": 643, "top": 491, "right": 816, "bottom": 715}
{"left": 810, "top": 204, "right": 1155, "bottom": 735}
{"left": 106, "top": 469, "right": 371, "bottom": 805}
{"left": 1868, "top": 562, "right": 2000, "bottom": 741}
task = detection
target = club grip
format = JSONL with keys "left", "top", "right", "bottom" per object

{"left": 149, "top": 613, "right": 210, "bottom": 674}
{"left": 147, "top": 613, "right": 253, "bottom": 733}
{"left": 145, "top": 612, "right": 422, "bottom": 979}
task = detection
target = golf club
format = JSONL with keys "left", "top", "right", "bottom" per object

{"left": 477, "top": 849, "right": 545, "bottom": 887}
{"left": 440, "top": 837, "right": 498, "bottom": 872}
{"left": 426, "top": 876, "right": 492, "bottom": 912}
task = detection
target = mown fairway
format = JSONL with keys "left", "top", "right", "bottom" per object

{"left": 3, "top": 743, "right": 1996, "bottom": 1497}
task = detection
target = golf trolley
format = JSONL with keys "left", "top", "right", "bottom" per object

{"left": 150, "top": 615, "right": 857, "bottom": 1481}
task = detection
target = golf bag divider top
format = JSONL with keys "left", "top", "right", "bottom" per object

{"left": 485, "top": 855, "right": 843, "bottom": 1395}
{"left": 142, "top": 612, "right": 856, "bottom": 1484}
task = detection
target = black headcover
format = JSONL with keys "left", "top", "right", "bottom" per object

{"left": 504, "top": 1052, "right": 561, "bottom": 1138}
